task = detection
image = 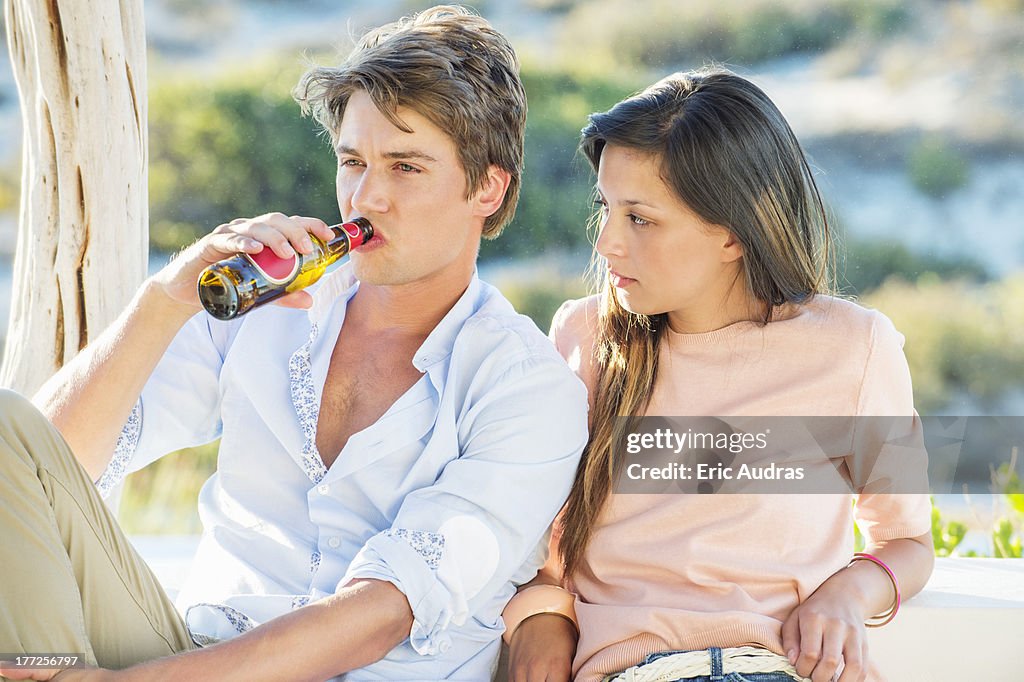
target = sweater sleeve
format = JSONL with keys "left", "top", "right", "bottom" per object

{"left": 851, "top": 311, "right": 932, "bottom": 543}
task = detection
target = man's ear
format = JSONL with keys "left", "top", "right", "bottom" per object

{"left": 473, "top": 165, "right": 512, "bottom": 219}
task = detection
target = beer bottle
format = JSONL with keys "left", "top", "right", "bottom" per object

{"left": 197, "top": 218, "right": 373, "bottom": 320}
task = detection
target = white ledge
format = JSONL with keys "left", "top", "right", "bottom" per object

{"left": 131, "top": 539, "right": 1024, "bottom": 681}
{"left": 869, "top": 558, "right": 1024, "bottom": 680}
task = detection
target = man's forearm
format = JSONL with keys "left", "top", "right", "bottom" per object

{"left": 114, "top": 579, "right": 413, "bottom": 682}
{"left": 32, "top": 279, "right": 198, "bottom": 480}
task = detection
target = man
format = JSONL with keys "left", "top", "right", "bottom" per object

{"left": 0, "top": 6, "right": 587, "bottom": 681}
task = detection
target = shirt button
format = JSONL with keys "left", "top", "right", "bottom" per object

{"left": 317, "top": 484, "right": 330, "bottom": 495}
{"left": 327, "top": 537, "right": 341, "bottom": 549}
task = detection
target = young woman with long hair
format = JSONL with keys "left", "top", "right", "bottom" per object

{"left": 503, "top": 68, "right": 933, "bottom": 682}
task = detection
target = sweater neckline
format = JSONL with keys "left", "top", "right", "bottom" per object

{"left": 663, "top": 302, "right": 802, "bottom": 346}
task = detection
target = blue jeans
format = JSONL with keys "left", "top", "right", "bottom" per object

{"left": 636, "top": 647, "right": 802, "bottom": 682}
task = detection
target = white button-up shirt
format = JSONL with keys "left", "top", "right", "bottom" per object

{"left": 98, "top": 263, "right": 589, "bottom": 680}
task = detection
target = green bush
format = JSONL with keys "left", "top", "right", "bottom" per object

{"left": 148, "top": 62, "right": 339, "bottom": 252}
{"left": 494, "top": 269, "right": 589, "bottom": 331}
{"left": 482, "top": 66, "right": 638, "bottom": 260}
{"left": 906, "top": 135, "right": 971, "bottom": 199}
{"left": 557, "top": 0, "right": 910, "bottom": 69}
{"left": 0, "top": 166, "right": 18, "bottom": 213}
{"left": 839, "top": 237, "right": 988, "bottom": 295}
{"left": 864, "top": 275, "right": 1024, "bottom": 413}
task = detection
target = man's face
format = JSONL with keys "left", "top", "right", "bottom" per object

{"left": 334, "top": 89, "right": 488, "bottom": 288}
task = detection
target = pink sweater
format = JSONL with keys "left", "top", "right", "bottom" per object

{"left": 550, "top": 294, "right": 931, "bottom": 682}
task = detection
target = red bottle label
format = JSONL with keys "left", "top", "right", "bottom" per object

{"left": 342, "top": 221, "right": 362, "bottom": 243}
{"left": 245, "top": 248, "right": 300, "bottom": 285}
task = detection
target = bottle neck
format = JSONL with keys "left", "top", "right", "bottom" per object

{"left": 324, "top": 218, "right": 373, "bottom": 255}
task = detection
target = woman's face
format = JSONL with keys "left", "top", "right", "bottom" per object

{"left": 594, "top": 143, "right": 749, "bottom": 332}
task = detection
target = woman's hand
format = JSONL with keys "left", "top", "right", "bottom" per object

{"left": 507, "top": 613, "right": 578, "bottom": 682}
{"left": 781, "top": 587, "right": 867, "bottom": 682}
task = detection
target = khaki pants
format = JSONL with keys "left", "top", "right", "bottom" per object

{"left": 0, "top": 389, "right": 195, "bottom": 677}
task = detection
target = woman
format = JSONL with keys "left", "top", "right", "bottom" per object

{"left": 503, "top": 69, "right": 933, "bottom": 682}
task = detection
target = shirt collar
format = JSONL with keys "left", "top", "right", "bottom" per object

{"left": 411, "top": 270, "right": 483, "bottom": 372}
{"left": 307, "top": 263, "right": 360, "bottom": 327}
{"left": 307, "top": 263, "right": 484, "bottom": 373}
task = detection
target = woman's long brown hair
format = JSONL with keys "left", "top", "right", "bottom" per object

{"left": 559, "top": 68, "right": 835, "bottom": 578}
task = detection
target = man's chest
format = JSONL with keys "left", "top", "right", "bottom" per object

{"left": 315, "top": 334, "right": 424, "bottom": 469}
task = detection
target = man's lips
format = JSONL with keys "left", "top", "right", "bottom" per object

{"left": 353, "top": 229, "right": 385, "bottom": 251}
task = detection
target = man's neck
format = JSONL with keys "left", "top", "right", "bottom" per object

{"left": 344, "top": 266, "right": 473, "bottom": 339}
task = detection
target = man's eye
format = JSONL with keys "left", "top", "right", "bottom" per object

{"left": 397, "top": 163, "right": 419, "bottom": 173}
{"left": 339, "top": 158, "right": 362, "bottom": 167}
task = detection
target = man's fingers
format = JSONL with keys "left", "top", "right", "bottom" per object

{"left": 0, "top": 665, "right": 61, "bottom": 681}
{"left": 210, "top": 213, "right": 331, "bottom": 260}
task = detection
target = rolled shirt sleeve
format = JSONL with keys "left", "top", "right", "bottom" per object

{"left": 95, "top": 311, "right": 241, "bottom": 495}
{"left": 341, "top": 354, "right": 589, "bottom": 655}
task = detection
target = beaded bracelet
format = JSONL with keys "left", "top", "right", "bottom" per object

{"left": 849, "top": 552, "right": 900, "bottom": 627}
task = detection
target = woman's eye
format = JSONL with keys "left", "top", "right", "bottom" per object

{"left": 629, "top": 214, "right": 650, "bottom": 227}
{"left": 593, "top": 199, "right": 609, "bottom": 212}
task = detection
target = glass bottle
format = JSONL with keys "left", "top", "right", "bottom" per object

{"left": 197, "top": 217, "right": 373, "bottom": 320}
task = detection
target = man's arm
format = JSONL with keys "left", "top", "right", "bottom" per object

{"left": 32, "top": 214, "right": 335, "bottom": 480}
{"left": 0, "top": 579, "right": 413, "bottom": 682}
{"left": 32, "top": 281, "right": 198, "bottom": 480}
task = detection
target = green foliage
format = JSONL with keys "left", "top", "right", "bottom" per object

{"left": 990, "top": 459, "right": 1024, "bottom": 558}
{"left": 906, "top": 135, "right": 972, "bottom": 199}
{"left": 0, "top": 166, "right": 18, "bottom": 212}
{"left": 931, "top": 501, "right": 968, "bottom": 557}
{"left": 148, "top": 62, "right": 340, "bottom": 252}
{"left": 839, "top": 237, "right": 988, "bottom": 295}
{"left": 118, "top": 441, "right": 218, "bottom": 535}
{"left": 492, "top": 267, "right": 589, "bottom": 331}
{"left": 525, "top": 0, "right": 582, "bottom": 13}
{"left": 864, "top": 275, "right": 1024, "bottom": 413}
{"left": 482, "top": 67, "right": 639, "bottom": 260}
{"left": 396, "top": 0, "right": 493, "bottom": 16}
{"left": 557, "top": 0, "right": 910, "bottom": 70}
{"left": 993, "top": 517, "right": 1023, "bottom": 557}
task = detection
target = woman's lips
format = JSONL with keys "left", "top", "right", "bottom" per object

{"left": 609, "top": 269, "right": 637, "bottom": 288}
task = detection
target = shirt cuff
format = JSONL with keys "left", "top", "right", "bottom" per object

{"left": 95, "top": 400, "right": 142, "bottom": 498}
{"left": 342, "top": 529, "right": 465, "bottom": 656}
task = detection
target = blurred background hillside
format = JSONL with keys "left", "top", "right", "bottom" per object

{"left": 1, "top": 0, "right": 1022, "bottom": 551}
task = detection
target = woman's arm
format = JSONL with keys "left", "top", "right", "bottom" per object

{"left": 505, "top": 525, "right": 579, "bottom": 682}
{"left": 781, "top": 531, "right": 934, "bottom": 682}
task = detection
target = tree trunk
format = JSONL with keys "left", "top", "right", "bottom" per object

{"left": 1, "top": 0, "right": 147, "bottom": 395}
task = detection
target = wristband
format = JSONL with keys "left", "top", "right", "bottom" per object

{"left": 848, "top": 552, "right": 900, "bottom": 627}
{"left": 502, "top": 584, "right": 578, "bottom": 645}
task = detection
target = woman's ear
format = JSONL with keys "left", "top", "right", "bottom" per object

{"left": 720, "top": 230, "right": 745, "bottom": 264}
{"left": 473, "top": 165, "right": 512, "bottom": 219}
